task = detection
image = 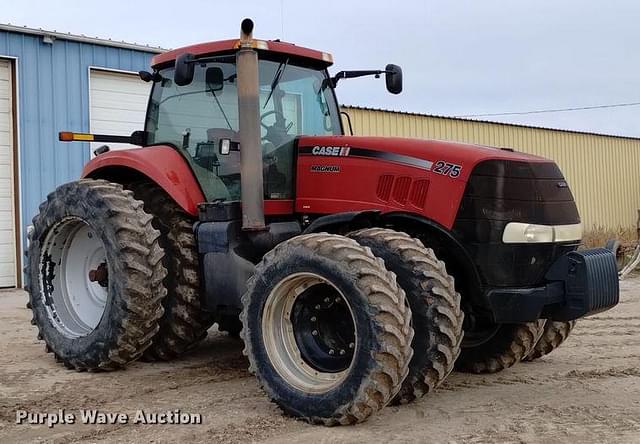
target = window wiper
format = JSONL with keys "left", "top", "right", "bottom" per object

{"left": 263, "top": 58, "right": 289, "bottom": 109}
{"left": 211, "top": 89, "right": 233, "bottom": 130}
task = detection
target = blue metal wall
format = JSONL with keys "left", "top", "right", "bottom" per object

{"left": 0, "top": 30, "right": 155, "bottom": 269}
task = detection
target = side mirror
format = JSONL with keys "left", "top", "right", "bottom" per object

{"left": 174, "top": 53, "right": 195, "bottom": 86}
{"left": 139, "top": 71, "right": 162, "bottom": 83}
{"left": 385, "top": 64, "right": 403, "bottom": 95}
{"left": 206, "top": 67, "right": 224, "bottom": 93}
{"left": 139, "top": 71, "right": 154, "bottom": 82}
{"left": 130, "top": 130, "right": 148, "bottom": 146}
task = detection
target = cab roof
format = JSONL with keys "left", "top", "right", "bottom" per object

{"left": 151, "top": 39, "right": 334, "bottom": 68}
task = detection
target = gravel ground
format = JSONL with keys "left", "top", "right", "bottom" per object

{"left": 0, "top": 277, "right": 639, "bottom": 444}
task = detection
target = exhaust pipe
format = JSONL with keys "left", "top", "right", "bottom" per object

{"left": 236, "top": 18, "right": 266, "bottom": 231}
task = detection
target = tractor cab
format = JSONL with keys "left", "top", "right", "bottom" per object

{"left": 145, "top": 52, "right": 342, "bottom": 203}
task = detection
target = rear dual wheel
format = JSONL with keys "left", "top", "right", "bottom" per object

{"left": 456, "top": 315, "right": 545, "bottom": 373}
{"left": 524, "top": 320, "right": 576, "bottom": 361}
{"left": 456, "top": 311, "right": 574, "bottom": 372}
{"left": 241, "top": 233, "right": 414, "bottom": 425}
{"left": 26, "top": 180, "right": 167, "bottom": 370}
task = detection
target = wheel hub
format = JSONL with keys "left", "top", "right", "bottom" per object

{"left": 291, "top": 284, "right": 355, "bottom": 373}
{"left": 39, "top": 217, "right": 109, "bottom": 338}
{"left": 261, "top": 273, "right": 357, "bottom": 393}
{"left": 88, "top": 262, "right": 109, "bottom": 288}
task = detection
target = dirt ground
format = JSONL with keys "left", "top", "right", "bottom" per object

{"left": 1, "top": 278, "right": 639, "bottom": 444}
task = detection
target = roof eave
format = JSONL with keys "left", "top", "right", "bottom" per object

{"left": 0, "top": 23, "right": 166, "bottom": 54}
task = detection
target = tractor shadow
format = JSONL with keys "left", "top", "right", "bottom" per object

{"left": 165, "top": 327, "right": 251, "bottom": 379}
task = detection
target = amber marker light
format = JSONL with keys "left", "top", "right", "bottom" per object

{"left": 59, "top": 132, "right": 95, "bottom": 142}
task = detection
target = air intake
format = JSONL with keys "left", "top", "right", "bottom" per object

{"left": 392, "top": 177, "right": 412, "bottom": 205}
{"left": 409, "top": 179, "right": 429, "bottom": 208}
{"left": 376, "top": 175, "right": 394, "bottom": 202}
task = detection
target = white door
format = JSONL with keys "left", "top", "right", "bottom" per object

{"left": 89, "top": 69, "right": 151, "bottom": 152}
{"left": 0, "top": 59, "right": 16, "bottom": 288}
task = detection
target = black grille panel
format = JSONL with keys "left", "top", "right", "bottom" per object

{"left": 453, "top": 159, "right": 581, "bottom": 287}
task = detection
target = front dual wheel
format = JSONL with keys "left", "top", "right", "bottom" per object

{"left": 241, "top": 233, "right": 414, "bottom": 425}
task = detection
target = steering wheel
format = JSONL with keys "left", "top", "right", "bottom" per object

{"left": 260, "top": 110, "right": 294, "bottom": 149}
{"left": 260, "top": 110, "right": 287, "bottom": 130}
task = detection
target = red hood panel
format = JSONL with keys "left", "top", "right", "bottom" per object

{"left": 297, "top": 135, "right": 548, "bottom": 182}
{"left": 295, "top": 136, "right": 554, "bottom": 229}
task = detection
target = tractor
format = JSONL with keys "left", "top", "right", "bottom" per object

{"left": 26, "top": 19, "right": 619, "bottom": 425}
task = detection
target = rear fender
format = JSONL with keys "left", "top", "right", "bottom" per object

{"left": 82, "top": 146, "right": 205, "bottom": 216}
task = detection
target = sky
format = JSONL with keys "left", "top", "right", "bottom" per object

{"left": 4, "top": 0, "right": 639, "bottom": 137}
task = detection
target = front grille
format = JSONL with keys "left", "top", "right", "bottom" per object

{"left": 453, "top": 159, "right": 581, "bottom": 287}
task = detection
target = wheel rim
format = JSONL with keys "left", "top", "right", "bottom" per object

{"left": 39, "top": 217, "right": 109, "bottom": 338}
{"left": 262, "top": 273, "right": 356, "bottom": 393}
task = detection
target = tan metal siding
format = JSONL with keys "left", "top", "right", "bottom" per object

{"left": 342, "top": 106, "right": 640, "bottom": 231}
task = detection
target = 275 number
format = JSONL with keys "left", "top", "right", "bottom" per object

{"left": 432, "top": 161, "right": 462, "bottom": 178}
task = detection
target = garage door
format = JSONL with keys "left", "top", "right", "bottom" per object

{"left": 89, "top": 69, "right": 151, "bottom": 152}
{"left": 0, "top": 59, "right": 16, "bottom": 288}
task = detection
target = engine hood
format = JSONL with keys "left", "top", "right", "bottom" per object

{"left": 297, "top": 135, "right": 550, "bottom": 182}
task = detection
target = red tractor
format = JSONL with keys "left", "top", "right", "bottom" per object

{"left": 27, "top": 19, "right": 619, "bottom": 424}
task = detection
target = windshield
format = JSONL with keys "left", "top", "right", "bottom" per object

{"left": 145, "top": 58, "right": 342, "bottom": 202}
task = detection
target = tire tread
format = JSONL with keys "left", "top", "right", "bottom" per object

{"left": 349, "top": 228, "right": 464, "bottom": 404}
{"left": 26, "top": 179, "right": 167, "bottom": 370}
{"left": 240, "top": 233, "right": 413, "bottom": 425}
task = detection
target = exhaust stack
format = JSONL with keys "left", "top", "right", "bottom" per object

{"left": 236, "top": 18, "right": 266, "bottom": 231}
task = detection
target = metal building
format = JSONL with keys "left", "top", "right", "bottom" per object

{"left": 0, "top": 25, "right": 160, "bottom": 287}
{"left": 343, "top": 106, "right": 640, "bottom": 234}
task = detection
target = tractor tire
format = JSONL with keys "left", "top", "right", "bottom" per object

{"left": 125, "top": 181, "right": 214, "bottom": 361}
{"left": 456, "top": 320, "right": 545, "bottom": 374}
{"left": 348, "top": 228, "right": 463, "bottom": 404}
{"left": 240, "top": 233, "right": 413, "bottom": 425}
{"left": 25, "top": 179, "right": 167, "bottom": 370}
{"left": 605, "top": 239, "right": 624, "bottom": 271}
{"left": 523, "top": 320, "right": 576, "bottom": 361}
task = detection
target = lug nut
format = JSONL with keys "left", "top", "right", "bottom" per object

{"left": 339, "top": 349, "right": 345, "bottom": 355}
{"left": 348, "top": 342, "right": 355, "bottom": 349}
{"left": 335, "top": 297, "right": 341, "bottom": 303}
{"left": 329, "top": 349, "right": 335, "bottom": 355}
{"left": 311, "top": 316, "right": 317, "bottom": 322}
{"left": 315, "top": 304, "right": 321, "bottom": 310}
{"left": 312, "top": 330, "right": 318, "bottom": 336}
{"left": 324, "top": 297, "right": 331, "bottom": 303}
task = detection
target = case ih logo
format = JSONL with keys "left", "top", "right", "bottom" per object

{"left": 311, "top": 145, "right": 351, "bottom": 157}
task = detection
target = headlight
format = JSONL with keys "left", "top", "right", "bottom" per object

{"left": 502, "top": 222, "right": 582, "bottom": 244}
